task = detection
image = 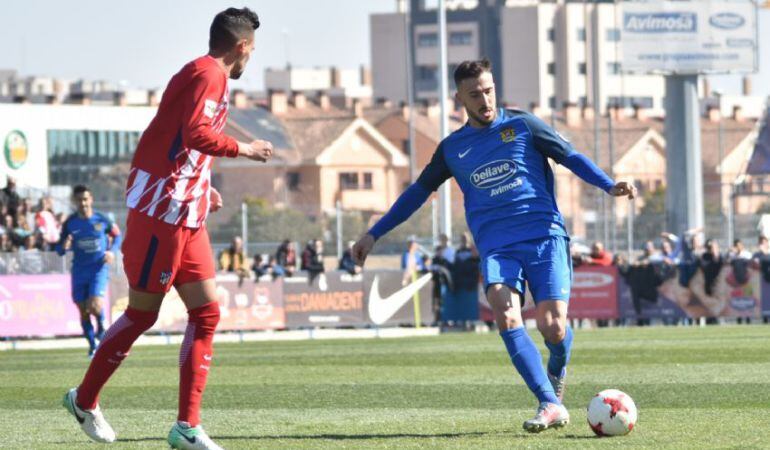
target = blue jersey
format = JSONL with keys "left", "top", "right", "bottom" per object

{"left": 415, "top": 108, "right": 609, "bottom": 256}
{"left": 56, "top": 212, "right": 121, "bottom": 270}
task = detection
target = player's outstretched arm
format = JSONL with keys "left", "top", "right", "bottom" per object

{"left": 352, "top": 183, "right": 432, "bottom": 266}
{"left": 354, "top": 143, "right": 451, "bottom": 266}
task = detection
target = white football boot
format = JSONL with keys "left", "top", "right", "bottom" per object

{"left": 62, "top": 387, "right": 116, "bottom": 443}
{"left": 523, "top": 402, "right": 570, "bottom": 433}
{"left": 167, "top": 422, "right": 224, "bottom": 450}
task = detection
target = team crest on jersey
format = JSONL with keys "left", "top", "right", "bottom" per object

{"left": 93, "top": 222, "right": 103, "bottom": 232}
{"left": 203, "top": 99, "right": 217, "bottom": 118}
{"left": 159, "top": 271, "right": 172, "bottom": 286}
{"left": 500, "top": 128, "right": 517, "bottom": 143}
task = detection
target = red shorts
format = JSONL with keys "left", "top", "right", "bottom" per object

{"left": 122, "top": 209, "right": 215, "bottom": 293}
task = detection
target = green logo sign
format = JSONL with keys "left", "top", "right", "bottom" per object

{"left": 4, "top": 130, "right": 28, "bottom": 170}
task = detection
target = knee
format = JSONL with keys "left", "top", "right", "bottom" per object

{"left": 189, "top": 302, "right": 220, "bottom": 331}
{"left": 539, "top": 320, "right": 566, "bottom": 344}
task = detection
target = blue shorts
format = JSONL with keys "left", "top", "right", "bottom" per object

{"left": 71, "top": 265, "right": 110, "bottom": 303}
{"left": 481, "top": 236, "right": 572, "bottom": 303}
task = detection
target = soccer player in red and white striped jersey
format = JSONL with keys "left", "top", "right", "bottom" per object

{"left": 62, "top": 8, "right": 273, "bottom": 450}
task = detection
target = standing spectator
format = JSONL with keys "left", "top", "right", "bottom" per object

{"left": 753, "top": 236, "right": 770, "bottom": 323}
{"left": 301, "top": 239, "right": 325, "bottom": 281}
{"left": 401, "top": 238, "right": 425, "bottom": 285}
{"left": 218, "top": 236, "right": 247, "bottom": 275}
{"left": 338, "top": 240, "right": 362, "bottom": 275}
{"left": 275, "top": 239, "right": 296, "bottom": 277}
{"left": 1, "top": 177, "right": 21, "bottom": 218}
{"left": 699, "top": 239, "right": 725, "bottom": 297}
{"left": 35, "top": 196, "right": 60, "bottom": 250}
{"left": 437, "top": 233, "right": 456, "bottom": 264}
{"left": 448, "top": 232, "right": 481, "bottom": 329}
{"left": 729, "top": 239, "right": 753, "bottom": 324}
{"left": 583, "top": 241, "right": 613, "bottom": 266}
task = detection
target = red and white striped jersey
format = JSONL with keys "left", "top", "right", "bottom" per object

{"left": 126, "top": 55, "right": 239, "bottom": 228}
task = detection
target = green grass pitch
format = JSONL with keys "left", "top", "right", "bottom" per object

{"left": 1, "top": 326, "right": 769, "bottom": 449}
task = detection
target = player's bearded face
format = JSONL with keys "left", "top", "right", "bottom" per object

{"left": 458, "top": 72, "right": 497, "bottom": 127}
{"left": 230, "top": 36, "right": 255, "bottom": 80}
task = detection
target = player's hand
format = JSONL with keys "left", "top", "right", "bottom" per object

{"left": 352, "top": 234, "right": 375, "bottom": 266}
{"left": 210, "top": 187, "right": 223, "bottom": 213}
{"left": 239, "top": 139, "right": 274, "bottom": 162}
{"left": 103, "top": 251, "right": 115, "bottom": 265}
{"left": 609, "top": 181, "right": 636, "bottom": 200}
{"left": 63, "top": 235, "right": 73, "bottom": 250}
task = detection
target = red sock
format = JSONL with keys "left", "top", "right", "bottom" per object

{"left": 178, "top": 302, "right": 220, "bottom": 426}
{"left": 76, "top": 307, "right": 158, "bottom": 410}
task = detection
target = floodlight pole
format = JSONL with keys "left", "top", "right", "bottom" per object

{"left": 437, "top": 0, "right": 452, "bottom": 241}
{"left": 664, "top": 75, "right": 704, "bottom": 235}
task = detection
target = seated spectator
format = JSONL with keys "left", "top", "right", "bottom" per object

{"left": 11, "top": 212, "right": 32, "bottom": 248}
{"left": 252, "top": 254, "right": 274, "bottom": 281}
{"left": 218, "top": 236, "right": 248, "bottom": 275}
{"left": 728, "top": 239, "right": 753, "bottom": 286}
{"left": 18, "top": 234, "right": 43, "bottom": 274}
{"left": 275, "top": 239, "right": 296, "bottom": 277}
{"left": 338, "top": 240, "right": 362, "bottom": 275}
{"left": 35, "top": 196, "right": 60, "bottom": 250}
{"left": 583, "top": 241, "right": 613, "bottom": 266}
{"left": 638, "top": 240, "right": 660, "bottom": 263}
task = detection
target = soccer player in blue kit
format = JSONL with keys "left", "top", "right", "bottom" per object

{"left": 352, "top": 59, "right": 636, "bottom": 432}
{"left": 56, "top": 185, "right": 122, "bottom": 357}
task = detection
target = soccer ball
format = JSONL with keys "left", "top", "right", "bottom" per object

{"left": 587, "top": 389, "right": 637, "bottom": 436}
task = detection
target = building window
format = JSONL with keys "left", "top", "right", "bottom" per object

{"left": 607, "top": 62, "right": 621, "bottom": 75}
{"left": 417, "top": 32, "right": 438, "bottom": 47}
{"left": 417, "top": 65, "right": 437, "bottom": 81}
{"left": 339, "top": 172, "right": 359, "bottom": 190}
{"left": 449, "top": 31, "right": 472, "bottom": 46}
{"left": 578, "top": 62, "right": 587, "bottom": 75}
{"left": 606, "top": 28, "right": 621, "bottom": 42}
{"left": 286, "top": 172, "right": 300, "bottom": 191}
{"left": 547, "top": 62, "right": 556, "bottom": 75}
{"left": 363, "top": 173, "right": 373, "bottom": 190}
{"left": 548, "top": 96, "right": 557, "bottom": 109}
{"left": 547, "top": 28, "right": 555, "bottom": 41}
{"left": 577, "top": 28, "right": 586, "bottom": 41}
{"left": 578, "top": 96, "right": 588, "bottom": 107}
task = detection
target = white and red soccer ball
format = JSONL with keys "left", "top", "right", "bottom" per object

{"left": 587, "top": 389, "right": 637, "bottom": 436}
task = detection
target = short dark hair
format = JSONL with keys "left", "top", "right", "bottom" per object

{"left": 72, "top": 185, "right": 90, "bottom": 196}
{"left": 453, "top": 59, "right": 492, "bottom": 88}
{"left": 209, "top": 7, "right": 260, "bottom": 53}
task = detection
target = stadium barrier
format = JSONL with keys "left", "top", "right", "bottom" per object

{"left": 3, "top": 263, "right": 770, "bottom": 338}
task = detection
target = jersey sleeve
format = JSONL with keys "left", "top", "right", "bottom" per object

{"left": 415, "top": 143, "right": 452, "bottom": 192}
{"left": 521, "top": 112, "right": 574, "bottom": 164}
{"left": 105, "top": 216, "right": 122, "bottom": 253}
{"left": 181, "top": 70, "right": 239, "bottom": 158}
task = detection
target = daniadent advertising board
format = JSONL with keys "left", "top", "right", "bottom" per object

{"left": 620, "top": 0, "right": 758, "bottom": 74}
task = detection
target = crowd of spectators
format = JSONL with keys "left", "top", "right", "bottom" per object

{"left": 218, "top": 237, "right": 363, "bottom": 283}
{"left": 0, "top": 178, "right": 65, "bottom": 254}
{"left": 401, "top": 232, "right": 481, "bottom": 329}
{"left": 571, "top": 228, "right": 770, "bottom": 324}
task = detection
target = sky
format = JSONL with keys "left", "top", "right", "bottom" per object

{"left": 0, "top": 1, "right": 767, "bottom": 98}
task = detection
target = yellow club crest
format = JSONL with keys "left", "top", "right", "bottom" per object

{"left": 500, "top": 128, "right": 516, "bottom": 143}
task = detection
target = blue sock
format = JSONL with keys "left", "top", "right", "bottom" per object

{"left": 545, "top": 326, "right": 573, "bottom": 378}
{"left": 81, "top": 318, "right": 96, "bottom": 351}
{"left": 500, "top": 327, "right": 560, "bottom": 405}
{"left": 95, "top": 310, "right": 105, "bottom": 336}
